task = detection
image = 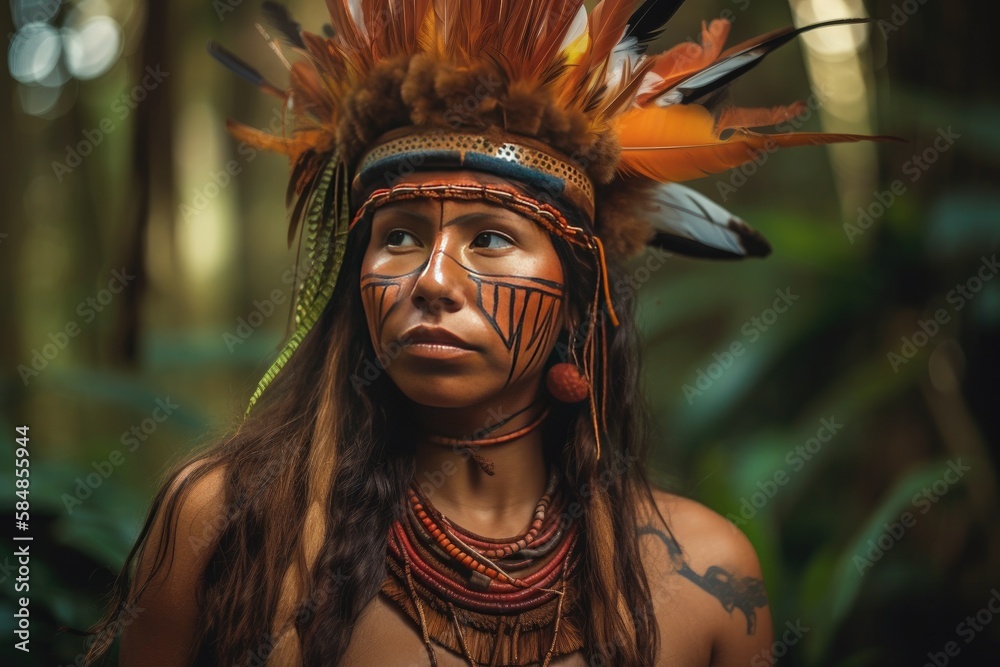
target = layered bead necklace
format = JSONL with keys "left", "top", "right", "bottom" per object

{"left": 382, "top": 470, "right": 583, "bottom": 666}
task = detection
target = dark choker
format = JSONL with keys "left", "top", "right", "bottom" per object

{"left": 423, "top": 406, "right": 551, "bottom": 476}
{"left": 425, "top": 407, "right": 551, "bottom": 447}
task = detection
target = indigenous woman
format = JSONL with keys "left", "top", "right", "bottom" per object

{"left": 85, "top": 1, "right": 887, "bottom": 665}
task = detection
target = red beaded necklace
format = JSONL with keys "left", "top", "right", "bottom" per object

{"left": 382, "top": 471, "right": 584, "bottom": 666}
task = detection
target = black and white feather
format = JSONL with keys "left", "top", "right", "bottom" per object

{"left": 624, "top": 0, "right": 687, "bottom": 54}
{"left": 653, "top": 18, "right": 872, "bottom": 106}
{"left": 645, "top": 183, "right": 772, "bottom": 259}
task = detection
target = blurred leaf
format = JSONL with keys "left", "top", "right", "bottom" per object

{"left": 56, "top": 502, "right": 143, "bottom": 572}
{"left": 801, "top": 351, "right": 920, "bottom": 425}
{"left": 926, "top": 190, "right": 1000, "bottom": 259}
{"left": 46, "top": 368, "right": 211, "bottom": 433}
{"left": 144, "top": 330, "right": 284, "bottom": 368}
{"left": 884, "top": 88, "right": 1000, "bottom": 158}
{"left": 803, "top": 463, "right": 957, "bottom": 661}
{"left": 753, "top": 209, "right": 857, "bottom": 269}
{"left": 664, "top": 299, "right": 821, "bottom": 442}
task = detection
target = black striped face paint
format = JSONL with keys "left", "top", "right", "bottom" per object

{"left": 359, "top": 196, "right": 566, "bottom": 397}
{"left": 466, "top": 272, "right": 563, "bottom": 384}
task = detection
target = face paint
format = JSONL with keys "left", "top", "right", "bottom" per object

{"left": 360, "top": 268, "right": 412, "bottom": 359}
{"left": 468, "top": 272, "right": 563, "bottom": 384}
{"left": 362, "top": 261, "right": 563, "bottom": 381}
{"left": 359, "top": 195, "right": 566, "bottom": 407}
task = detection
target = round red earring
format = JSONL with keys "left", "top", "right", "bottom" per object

{"left": 546, "top": 362, "right": 589, "bottom": 403}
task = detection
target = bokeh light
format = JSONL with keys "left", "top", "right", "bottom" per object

{"left": 63, "top": 15, "right": 123, "bottom": 80}
{"left": 8, "top": 22, "right": 63, "bottom": 84}
{"left": 8, "top": 0, "right": 126, "bottom": 117}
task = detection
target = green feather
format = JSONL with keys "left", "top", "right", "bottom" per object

{"left": 245, "top": 155, "right": 349, "bottom": 415}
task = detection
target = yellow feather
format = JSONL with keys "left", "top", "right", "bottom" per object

{"left": 563, "top": 32, "right": 589, "bottom": 65}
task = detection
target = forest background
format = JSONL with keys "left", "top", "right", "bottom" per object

{"left": 1, "top": 0, "right": 997, "bottom": 665}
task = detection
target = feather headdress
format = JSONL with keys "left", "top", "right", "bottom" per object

{"left": 211, "top": 0, "right": 893, "bottom": 412}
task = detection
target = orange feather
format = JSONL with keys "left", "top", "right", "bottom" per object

{"left": 588, "top": 0, "right": 636, "bottom": 64}
{"left": 324, "top": 0, "right": 369, "bottom": 57}
{"left": 520, "top": 0, "right": 585, "bottom": 83}
{"left": 716, "top": 102, "right": 807, "bottom": 131}
{"left": 595, "top": 57, "right": 656, "bottom": 127}
{"left": 226, "top": 119, "right": 295, "bottom": 156}
{"left": 616, "top": 105, "right": 896, "bottom": 183}
{"left": 493, "top": 0, "right": 554, "bottom": 77}
{"left": 290, "top": 61, "right": 334, "bottom": 121}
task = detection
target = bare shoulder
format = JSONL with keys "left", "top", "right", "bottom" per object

{"left": 139, "top": 460, "right": 229, "bottom": 585}
{"left": 636, "top": 489, "right": 774, "bottom": 667}
{"left": 642, "top": 489, "right": 765, "bottom": 582}
{"left": 119, "top": 460, "right": 228, "bottom": 666}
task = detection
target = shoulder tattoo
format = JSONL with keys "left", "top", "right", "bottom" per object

{"left": 638, "top": 523, "right": 768, "bottom": 634}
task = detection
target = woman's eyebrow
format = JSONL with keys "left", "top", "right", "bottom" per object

{"left": 377, "top": 208, "right": 514, "bottom": 230}
{"left": 441, "top": 211, "right": 508, "bottom": 229}
{"left": 375, "top": 207, "right": 433, "bottom": 223}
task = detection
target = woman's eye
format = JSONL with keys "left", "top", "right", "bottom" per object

{"left": 385, "top": 230, "right": 418, "bottom": 247}
{"left": 471, "top": 232, "right": 514, "bottom": 250}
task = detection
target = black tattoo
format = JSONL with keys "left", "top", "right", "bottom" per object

{"left": 638, "top": 524, "right": 768, "bottom": 634}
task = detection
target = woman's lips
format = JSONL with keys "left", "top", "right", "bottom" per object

{"left": 400, "top": 326, "right": 477, "bottom": 359}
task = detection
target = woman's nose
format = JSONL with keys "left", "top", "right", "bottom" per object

{"left": 410, "top": 231, "right": 468, "bottom": 315}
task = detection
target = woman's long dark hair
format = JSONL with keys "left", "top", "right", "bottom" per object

{"left": 84, "top": 216, "right": 669, "bottom": 666}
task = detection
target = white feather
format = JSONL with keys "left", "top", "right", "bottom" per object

{"left": 558, "top": 5, "right": 589, "bottom": 54}
{"left": 656, "top": 90, "right": 683, "bottom": 107}
{"left": 648, "top": 183, "right": 768, "bottom": 258}
{"left": 605, "top": 33, "right": 636, "bottom": 88}
{"left": 637, "top": 70, "right": 663, "bottom": 100}
{"left": 348, "top": 0, "right": 367, "bottom": 36}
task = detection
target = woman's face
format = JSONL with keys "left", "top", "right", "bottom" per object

{"left": 359, "top": 183, "right": 566, "bottom": 409}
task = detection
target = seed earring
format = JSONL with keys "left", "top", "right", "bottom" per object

{"left": 546, "top": 327, "right": 590, "bottom": 404}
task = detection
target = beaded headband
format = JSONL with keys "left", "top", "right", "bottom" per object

{"left": 351, "top": 181, "right": 599, "bottom": 259}
{"left": 352, "top": 128, "right": 597, "bottom": 222}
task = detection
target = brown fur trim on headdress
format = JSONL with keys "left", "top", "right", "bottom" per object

{"left": 338, "top": 54, "right": 623, "bottom": 192}
{"left": 594, "top": 178, "right": 658, "bottom": 260}
{"left": 337, "top": 57, "right": 411, "bottom": 162}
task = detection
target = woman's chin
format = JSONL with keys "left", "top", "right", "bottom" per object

{"left": 386, "top": 363, "right": 545, "bottom": 411}
{"left": 387, "top": 370, "right": 501, "bottom": 409}
{"left": 397, "top": 385, "right": 496, "bottom": 410}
